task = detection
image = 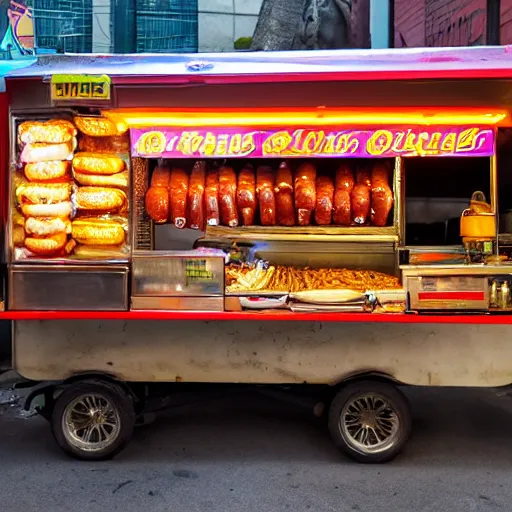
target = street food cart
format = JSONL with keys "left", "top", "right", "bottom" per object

{"left": 4, "top": 46, "right": 512, "bottom": 463}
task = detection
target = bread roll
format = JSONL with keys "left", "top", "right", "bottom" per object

{"left": 21, "top": 201, "right": 73, "bottom": 218}
{"left": 24, "top": 161, "right": 70, "bottom": 181}
{"left": 74, "top": 170, "right": 128, "bottom": 188}
{"left": 72, "top": 218, "right": 126, "bottom": 246}
{"left": 72, "top": 153, "right": 125, "bottom": 175}
{"left": 25, "top": 232, "right": 68, "bottom": 256}
{"left": 25, "top": 217, "right": 72, "bottom": 237}
{"left": 16, "top": 182, "right": 72, "bottom": 205}
{"left": 18, "top": 119, "right": 76, "bottom": 144}
{"left": 75, "top": 187, "right": 127, "bottom": 212}
{"left": 145, "top": 187, "right": 169, "bottom": 223}
{"left": 73, "top": 245, "right": 128, "bottom": 259}
{"left": 21, "top": 141, "right": 75, "bottom": 163}
{"left": 74, "top": 116, "right": 127, "bottom": 137}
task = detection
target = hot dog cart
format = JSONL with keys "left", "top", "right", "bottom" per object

{"left": 4, "top": 46, "right": 512, "bottom": 463}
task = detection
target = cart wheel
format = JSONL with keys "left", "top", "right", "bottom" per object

{"left": 328, "top": 380, "right": 411, "bottom": 463}
{"left": 51, "top": 380, "right": 135, "bottom": 461}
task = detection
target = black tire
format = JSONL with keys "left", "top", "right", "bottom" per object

{"left": 51, "top": 379, "right": 135, "bottom": 461}
{"left": 328, "top": 380, "right": 411, "bottom": 463}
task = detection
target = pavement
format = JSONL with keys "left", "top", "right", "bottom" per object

{"left": 1, "top": 374, "right": 512, "bottom": 512}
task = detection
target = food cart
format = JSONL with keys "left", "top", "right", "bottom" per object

{"left": 4, "top": 46, "right": 512, "bottom": 463}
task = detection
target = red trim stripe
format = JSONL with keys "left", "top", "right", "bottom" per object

{"left": 0, "top": 310, "right": 510, "bottom": 324}
{"left": 418, "top": 291, "right": 486, "bottom": 301}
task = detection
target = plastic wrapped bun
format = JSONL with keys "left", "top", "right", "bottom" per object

{"left": 74, "top": 170, "right": 128, "bottom": 188}
{"left": 71, "top": 218, "right": 126, "bottom": 246}
{"left": 18, "top": 119, "right": 76, "bottom": 144}
{"left": 75, "top": 187, "right": 127, "bottom": 212}
{"left": 21, "top": 141, "right": 76, "bottom": 163}
{"left": 74, "top": 116, "right": 128, "bottom": 137}
{"left": 25, "top": 232, "right": 68, "bottom": 256}
{"left": 72, "top": 152, "right": 125, "bottom": 175}
{"left": 24, "top": 161, "right": 70, "bottom": 181}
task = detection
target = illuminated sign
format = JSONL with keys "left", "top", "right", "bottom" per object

{"left": 51, "top": 74, "right": 111, "bottom": 101}
{"left": 131, "top": 126, "right": 495, "bottom": 159}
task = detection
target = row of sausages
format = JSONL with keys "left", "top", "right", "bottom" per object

{"left": 144, "top": 161, "right": 394, "bottom": 229}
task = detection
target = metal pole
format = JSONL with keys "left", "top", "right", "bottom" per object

{"left": 487, "top": 0, "right": 501, "bottom": 45}
{"left": 490, "top": 151, "right": 499, "bottom": 258}
{"left": 113, "top": 0, "right": 137, "bottom": 53}
{"left": 388, "top": 0, "right": 394, "bottom": 48}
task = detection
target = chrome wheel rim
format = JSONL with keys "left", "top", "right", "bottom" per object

{"left": 339, "top": 392, "right": 400, "bottom": 454}
{"left": 62, "top": 393, "right": 121, "bottom": 452}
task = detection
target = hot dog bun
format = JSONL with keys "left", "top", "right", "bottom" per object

{"left": 72, "top": 153, "right": 125, "bottom": 175}
{"left": 74, "top": 116, "right": 127, "bottom": 137}
{"left": 21, "top": 141, "right": 76, "bottom": 163}
{"left": 72, "top": 218, "right": 126, "bottom": 246}
{"left": 75, "top": 187, "right": 127, "bottom": 212}
{"left": 24, "top": 161, "right": 70, "bottom": 181}
{"left": 73, "top": 170, "right": 128, "bottom": 188}
{"left": 25, "top": 217, "right": 72, "bottom": 237}
{"left": 21, "top": 201, "right": 73, "bottom": 218}
{"left": 18, "top": 119, "right": 76, "bottom": 144}
{"left": 25, "top": 232, "right": 68, "bottom": 256}
{"left": 73, "top": 245, "right": 128, "bottom": 259}
{"left": 16, "top": 182, "right": 72, "bottom": 205}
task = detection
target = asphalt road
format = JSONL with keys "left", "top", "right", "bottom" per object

{"left": 1, "top": 385, "right": 512, "bottom": 512}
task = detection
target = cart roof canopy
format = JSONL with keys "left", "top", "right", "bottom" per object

{"left": 5, "top": 45, "right": 512, "bottom": 83}
{"left": 6, "top": 46, "right": 512, "bottom": 119}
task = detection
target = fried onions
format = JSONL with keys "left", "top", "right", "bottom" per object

{"left": 226, "top": 264, "right": 400, "bottom": 294}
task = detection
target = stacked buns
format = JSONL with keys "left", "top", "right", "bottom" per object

{"left": 17, "top": 119, "right": 76, "bottom": 256}
{"left": 14, "top": 117, "right": 129, "bottom": 259}
{"left": 71, "top": 116, "right": 129, "bottom": 256}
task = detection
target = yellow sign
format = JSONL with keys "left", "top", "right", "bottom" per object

{"left": 51, "top": 74, "right": 111, "bottom": 101}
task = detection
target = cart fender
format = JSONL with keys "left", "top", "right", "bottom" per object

{"left": 24, "top": 373, "right": 138, "bottom": 412}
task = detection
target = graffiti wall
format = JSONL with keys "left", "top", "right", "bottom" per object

{"left": 395, "top": 0, "right": 512, "bottom": 47}
{"left": 1, "top": 0, "right": 34, "bottom": 54}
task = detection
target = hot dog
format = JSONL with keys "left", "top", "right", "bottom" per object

{"left": 237, "top": 164, "right": 256, "bottom": 226}
{"left": 275, "top": 162, "right": 295, "bottom": 226}
{"left": 169, "top": 168, "right": 189, "bottom": 229}
{"left": 256, "top": 166, "right": 276, "bottom": 226}
{"left": 219, "top": 166, "right": 238, "bottom": 227}
{"left": 315, "top": 176, "right": 334, "bottom": 225}
{"left": 188, "top": 161, "right": 206, "bottom": 230}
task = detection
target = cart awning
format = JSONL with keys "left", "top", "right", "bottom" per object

{"left": 5, "top": 46, "right": 512, "bottom": 85}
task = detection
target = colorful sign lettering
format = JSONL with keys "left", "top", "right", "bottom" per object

{"left": 51, "top": 74, "right": 111, "bottom": 101}
{"left": 131, "top": 126, "right": 495, "bottom": 159}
